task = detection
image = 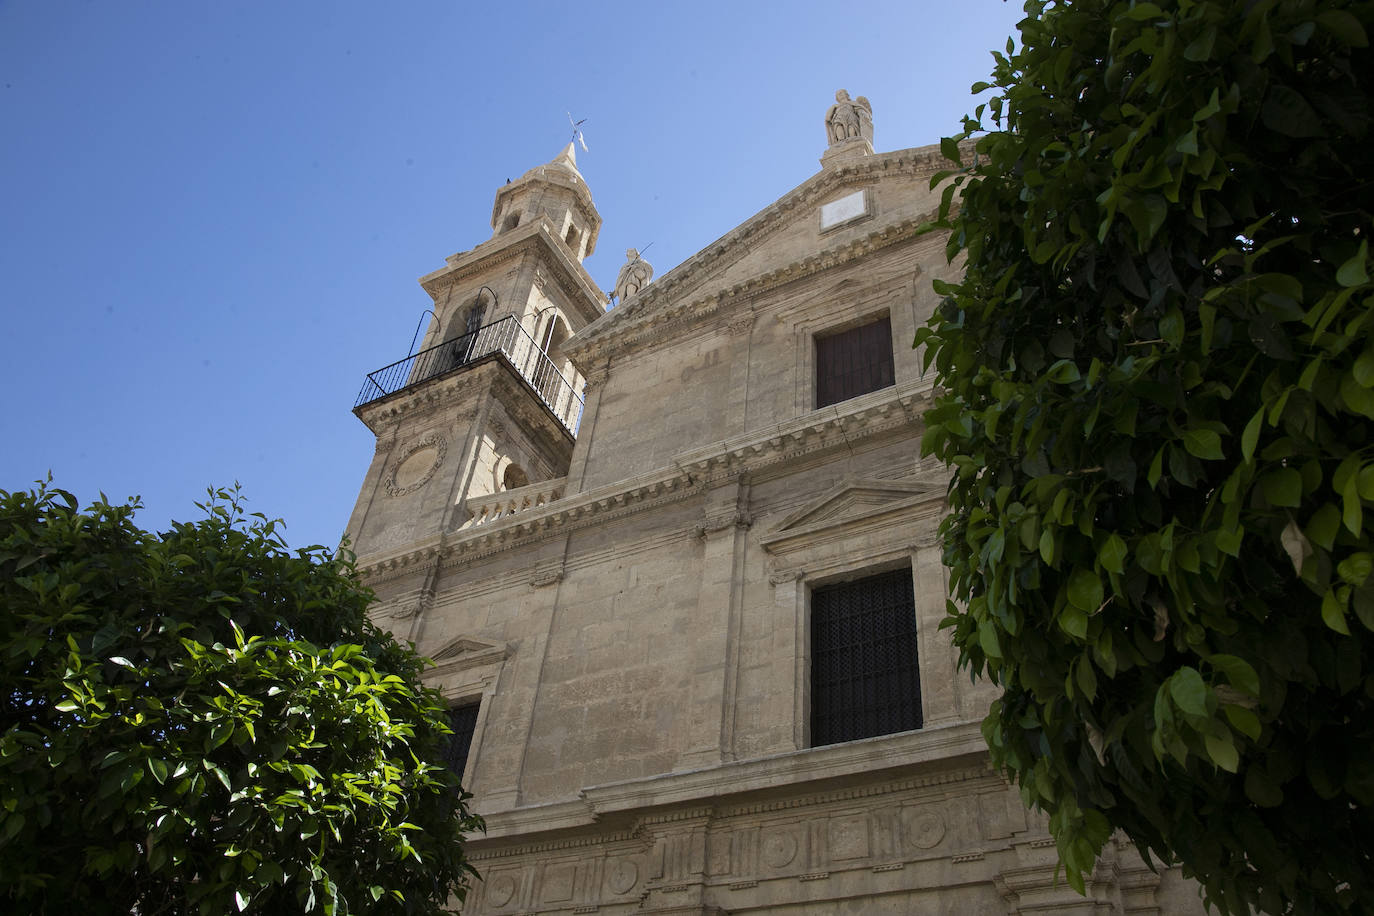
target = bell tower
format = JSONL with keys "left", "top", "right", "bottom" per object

{"left": 344, "top": 144, "right": 608, "bottom": 567}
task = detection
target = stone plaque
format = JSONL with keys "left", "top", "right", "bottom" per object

{"left": 820, "top": 190, "right": 868, "bottom": 229}
{"left": 541, "top": 862, "right": 576, "bottom": 902}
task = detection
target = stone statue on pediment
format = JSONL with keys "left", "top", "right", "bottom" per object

{"left": 613, "top": 248, "right": 654, "bottom": 302}
{"left": 826, "top": 89, "right": 874, "bottom": 146}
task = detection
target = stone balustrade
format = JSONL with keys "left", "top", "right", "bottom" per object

{"left": 461, "top": 477, "right": 567, "bottom": 528}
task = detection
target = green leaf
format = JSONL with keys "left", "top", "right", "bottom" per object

{"left": 1222, "top": 704, "right": 1262, "bottom": 741}
{"left": 1261, "top": 468, "right": 1303, "bottom": 507}
{"left": 1342, "top": 472, "right": 1364, "bottom": 535}
{"left": 1240, "top": 409, "right": 1263, "bottom": 461}
{"left": 1336, "top": 240, "right": 1369, "bottom": 287}
{"left": 1182, "top": 428, "right": 1224, "bottom": 460}
{"left": 1317, "top": 9, "right": 1370, "bottom": 47}
{"left": 1245, "top": 766, "right": 1285, "bottom": 807}
{"left": 1075, "top": 657, "right": 1098, "bottom": 702}
{"left": 1059, "top": 604, "right": 1089, "bottom": 640}
{"left": 1046, "top": 359, "right": 1081, "bottom": 383}
{"left": 1306, "top": 503, "right": 1342, "bottom": 550}
{"left": 148, "top": 758, "right": 169, "bottom": 785}
{"left": 1337, "top": 553, "right": 1372, "bottom": 587}
{"left": 1205, "top": 731, "right": 1240, "bottom": 772}
{"left": 1099, "top": 534, "right": 1127, "bottom": 574}
{"left": 1207, "top": 654, "right": 1260, "bottom": 696}
{"left": 1262, "top": 85, "right": 1325, "bottom": 137}
{"left": 1067, "top": 568, "right": 1104, "bottom": 612}
{"left": 1169, "top": 667, "right": 1208, "bottom": 718}
{"left": 940, "top": 136, "right": 962, "bottom": 164}
{"left": 1321, "top": 588, "right": 1352, "bottom": 635}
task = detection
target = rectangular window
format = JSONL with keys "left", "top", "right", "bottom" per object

{"left": 815, "top": 315, "right": 895, "bottom": 408}
{"left": 443, "top": 702, "right": 481, "bottom": 784}
{"left": 811, "top": 567, "right": 921, "bottom": 746}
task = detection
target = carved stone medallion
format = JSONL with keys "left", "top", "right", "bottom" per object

{"left": 606, "top": 858, "right": 639, "bottom": 895}
{"left": 761, "top": 829, "right": 798, "bottom": 868}
{"left": 385, "top": 434, "right": 447, "bottom": 497}
{"left": 485, "top": 873, "right": 517, "bottom": 907}
{"left": 902, "top": 807, "right": 946, "bottom": 850}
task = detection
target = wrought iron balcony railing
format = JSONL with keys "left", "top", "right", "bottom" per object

{"left": 354, "top": 315, "right": 584, "bottom": 433}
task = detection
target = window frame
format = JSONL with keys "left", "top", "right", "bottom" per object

{"left": 808, "top": 564, "right": 922, "bottom": 748}
{"left": 813, "top": 313, "right": 896, "bottom": 409}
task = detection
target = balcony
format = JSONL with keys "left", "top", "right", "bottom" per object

{"left": 354, "top": 315, "right": 584, "bottom": 434}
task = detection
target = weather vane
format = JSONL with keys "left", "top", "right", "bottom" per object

{"left": 567, "top": 112, "right": 589, "bottom": 152}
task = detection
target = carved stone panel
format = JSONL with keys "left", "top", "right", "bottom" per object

{"left": 828, "top": 814, "right": 871, "bottom": 861}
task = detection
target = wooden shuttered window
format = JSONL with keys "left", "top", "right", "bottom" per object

{"left": 815, "top": 316, "right": 895, "bottom": 408}
{"left": 810, "top": 567, "right": 922, "bottom": 747}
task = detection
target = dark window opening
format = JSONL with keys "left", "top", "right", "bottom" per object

{"left": 565, "top": 224, "right": 580, "bottom": 251}
{"left": 815, "top": 315, "right": 895, "bottom": 408}
{"left": 811, "top": 567, "right": 921, "bottom": 746}
{"left": 502, "top": 213, "right": 520, "bottom": 233}
{"left": 444, "top": 702, "right": 480, "bottom": 784}
{"left": 502, "top": 463, "right": 529, "bottom": 490}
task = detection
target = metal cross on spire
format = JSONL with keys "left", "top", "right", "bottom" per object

{"left": 567, "top": 112, "right": 589, "bottom": 152}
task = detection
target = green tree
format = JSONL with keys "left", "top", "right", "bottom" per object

{"left": 0, "top": 481, "right": 482, "bottom": 914}
{"left": 917, "top": 0, "right": 1373, "bottom": 912}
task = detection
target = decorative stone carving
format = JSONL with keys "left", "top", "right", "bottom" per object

{"left": 825, "top": 89, "right": 874, "bottom": 147}
{"left": 902, "top": 807, "right": 946, "bottom": 850}
{"left": 605, "top": 858, "right": 639, "bottom": 895}
{"left": 613, "top": 248, "right": 654, "bottom": 302}
{"left": 385, "top": 434, "right": 447, "bottom": 496}
{"left": 485, "top": 873, "right": 518, "bottom": 907}
{"left": 760, "top": 829, "right": 798, "bottom": 868}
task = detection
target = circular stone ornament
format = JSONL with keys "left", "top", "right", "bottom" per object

{"left": 606, "top": 858, "right": 639, "bottom": 895}
{"left": 385, "top": 434, "right": 447, "bottom": 496}
{"left": 903, "top": 808, "right": 946, "bottom": 850}
{"left": 485, "top": 873, "right": 517, "bottom": 907}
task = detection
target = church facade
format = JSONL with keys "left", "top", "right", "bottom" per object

{"left": 344, "top": 94, "right": 1205, "bottom": 915}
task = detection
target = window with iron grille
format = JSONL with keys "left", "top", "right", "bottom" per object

{"left": 810, "top": 567, "right": 921, "bottom": 746}
{"left": 814, "top": 315, "right": 895, "bottom": 408}
{"left": 443, "top": 702, "right": 481, "bottom": 784}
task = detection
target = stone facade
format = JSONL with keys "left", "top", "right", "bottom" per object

{"left": 344, "top": 96, "right": 1207, "bottom": 914}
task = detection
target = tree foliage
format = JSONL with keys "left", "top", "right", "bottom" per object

{"left": 0, "top": 482, "right": 482, "bottom": 915}
{"left": 918, "top": 0, "right": 1374, "bottom": 911}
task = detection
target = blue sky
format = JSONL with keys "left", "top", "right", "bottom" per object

{"left": 0, "top": 1, "right": 1025, "bottom": 550}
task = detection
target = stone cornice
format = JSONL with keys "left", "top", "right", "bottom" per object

{"left": 563, "top": 141, "right": 953, "bottom": 366}
{"left": 354, "top": 379, "right": 935, "bottom": 585}
{"left": 573, "top": 216, "right": 938, "bottom": 367}
{"left": 418, "top": 218, "right": 607, "bottom": 325}
{"left": 467, "top": 721, "right": 992, "bottom": 849}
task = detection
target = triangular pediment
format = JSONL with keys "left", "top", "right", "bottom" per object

{"left": 429, "top": 634, "right": 507, "bottom": 666}
{"left": 759, "top": 477, "right": 944, "bottom": 553}
{"left": 565, "top": 142, "right": 951, "bottom": 363}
